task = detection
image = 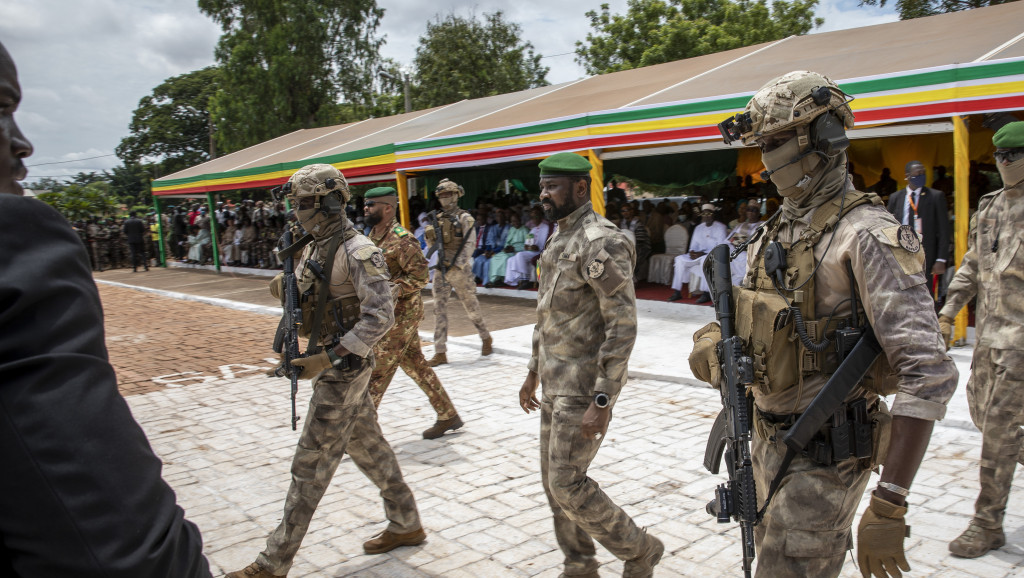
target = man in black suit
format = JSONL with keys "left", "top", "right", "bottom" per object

{"left": 0, "top": 40, "right": 210, "bottom": 577}
{"left": 123, "top": 210, "right": 149, "bottom": 272}
{"left": 887, "top": 160, "right": 951, "bottom": 280}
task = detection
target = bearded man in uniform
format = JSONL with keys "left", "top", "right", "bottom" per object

{"left": 939, "top": 121, "right": 1024, "bottom": 559}
{"left": 363, "top": 186, "right": 464, "bottom": 439}
{"left": 519, "top": 152, "right": 664, "bottom": 578}
{"left": 228, "top": 165, "right": 424, "bottom": 578}
{"left": 423, "top": 178, "right": 492, "bottom": 367}
{"left": 689, "top": 71, "right": 957, "bottom": 577}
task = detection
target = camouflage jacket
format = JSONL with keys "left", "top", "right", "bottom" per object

{"left": 940, "top": 184, "right": 1024, "bottom": 351}
{"left": 370, "top": 217, "right": 428, "bottom": 323}
{"left": 746, "top": 198, "right": 956, "bottom": 420}
{"left": 528, "top": 202, "right": 636, "bottom": 398}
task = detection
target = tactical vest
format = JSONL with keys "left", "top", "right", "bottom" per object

{"left": 296, "top": 229, "right": 361, "bottom": 347}
{"left": 440, "top": 212, "right": 465, "bottom": 263}
{"left": 736, "top": 191, "right": 898, "bottom": 397}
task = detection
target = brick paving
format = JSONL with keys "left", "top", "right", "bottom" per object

{"left": 96, "top": 273, "right": 1024, "bottom": 577}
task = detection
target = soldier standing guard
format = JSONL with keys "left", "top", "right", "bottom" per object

{"left": 228, "top": 164, "right": 425, "bottom": 578}
{"left": 519, "top": 152, "right": 664, "bottom": 578}
{"left": 424, "top": 178, "right": 492, "bottom": 366}
{"left": 363, "top": 186, "right": 464, "bottom": 439}
{"left": 689, "top": 71, "right": 957, "bottom": 577}
{"left": 939, "top": 121, "right": 1024, "bottom": 559}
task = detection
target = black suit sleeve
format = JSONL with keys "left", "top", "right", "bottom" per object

{"left": 886, "top": 190, "right": 903, "bottom": 221}
{"left": 930, "top": 188, "right": 951, "bottom": 263}
{"left": 0, "top": 197, "right": 210, "bottom": 577}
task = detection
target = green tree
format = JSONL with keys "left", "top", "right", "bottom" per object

{"left": 576, "top": 0, "right": 823, "bottom": 75}
{"left": 858, "top": 0, "right": 1017, "bottom": 19}
{"left": 37, "top": 181, "right": 121, "bottom": 222}
{"left": 412, "top": 11, "right": 549, "bottom": 109}
{"left": 198, "top": 0, "right": 386, "bottom": 154}
{"left": 117, "top": 67, "right": 221, "bottom": 175}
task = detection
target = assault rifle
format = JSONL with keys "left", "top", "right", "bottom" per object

{"left": 272, "top": 225, "right": 303, "bottom": 431}
{"left": 424, "top": 210, "right": 447, "bottom": 283}
{"left": 701, "top": 244, "right": 757, "bottom": 578}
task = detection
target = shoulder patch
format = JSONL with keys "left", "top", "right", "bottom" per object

{"left": 352, "top": 244, "right": 389, "bottom": 277}
{"left": 393, "top": 225, "right": 409, "bottom": 237}
{"left": 896, "top": 225, "right": 920, "bottom": 253}
{"left": 875, "top": 225, "right": 926, "bottom": 279}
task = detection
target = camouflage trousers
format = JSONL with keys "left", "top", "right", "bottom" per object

{"left": 540, "top": 394, "right": 645, "bottom": 574}
{"left": 369, "top": 317, "right": 457, "bottom": 421}
{"left": 751, "top": 431, "right": 870, "bottom": 578}
{"left": 432, "top": 264, "right": 490, "bottom": 354}
{"left": 966, "top": 345, "right": 1024, "bottom": 530}
{"left": 257, "top": 360, "right": 421, "bottom": 575}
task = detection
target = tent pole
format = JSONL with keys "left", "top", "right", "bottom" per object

{"left": 952, "top": 115, "right": 969, "bottom": 345}
{"left": 588, "top": 149, "right": 605, "bottom": 216}
{"left": 396, "top": 171, "right": 411, "bottom": 229}
{"left": 206, "top": 192, "right": 221, "bottom": 272}
{"left": 153, "top": 191, "right": 166, "bottom": 267}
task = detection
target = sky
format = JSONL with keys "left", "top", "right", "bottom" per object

{"left": 0, "top": 0, "right": 899, "bottom": 184}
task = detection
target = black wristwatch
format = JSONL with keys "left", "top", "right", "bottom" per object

{"left": 594, "top": 392, "right": 610, "bottom": 409}
{"left": 326, "top": 347, "right": 344, "bottom": 367}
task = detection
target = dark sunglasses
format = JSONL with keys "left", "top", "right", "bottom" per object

{"left": 364, "top": 201, "right": 379, "bottom": 207}
{"left": 994, "top": 149, "right": 1024, "bottom": 164}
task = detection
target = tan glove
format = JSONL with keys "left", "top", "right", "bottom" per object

{"left": 688, "top": 322, "right": 722, "bottom": 387}
{"left": 857, "top": 492, "right": 911, "bottom": 578}
{"left": 269, "top": 273, "right": 285, "bottom": 300}
{"left": 290, "top": 351, "right": 332, "bottom": 380}
{"left": 938, "top": 315, "right": 953, "bottom": 351}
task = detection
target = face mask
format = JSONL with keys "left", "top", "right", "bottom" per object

{"left": 908, "top": 174, "right": 926, "bottom": 190}
{"left": 761, "top": 137, "right": 820, "bottom": 197}
{"left": 440, "top": 196, "right": 458, "bottom": 211}
{"left": 997, "top": 156, "right": 1024, "bottom": 190}
{"left": 296, "top": 205, "right": 330, "bottom": 235}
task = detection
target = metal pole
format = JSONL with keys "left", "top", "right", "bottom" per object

{"left": 206, "top": 192, "right": 221, "bottom": 272}
{"left": 403, "top": 72, "right": 412, "bottom": 114}
{"left": 396, "top": 171, "right": 411, "bottom": 229}
{"left": 952, "top": 115, "right": 969, "bottom": 345}
{"left": 587, "top": 149, "right": 606, "bottom": 216}
{"left": 153, "top": 191, "right": 166, "bottom": 267}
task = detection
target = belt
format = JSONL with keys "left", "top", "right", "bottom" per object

{"left": 755, "top": 398, "right": 876, "bottom": 466}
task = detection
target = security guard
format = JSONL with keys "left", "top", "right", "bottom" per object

{"left": 688, "top": 71, "right": 957, "bottom": 577}
{"left": 939, "top": 121, "right": 1024, "bottom": 558}
{"left": 228, "top": 165, "right": 424, "bottom": 578}
{"left": 423, "top": 178, "right": 492, "bottom": 366}
{"left": 363, "top": 186, "right": 464, "bottom": 439}
{"left": 519, "top": 152, "right": 664, "bottom": 578}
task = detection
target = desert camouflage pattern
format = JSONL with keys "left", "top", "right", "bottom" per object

{"left": 431, "top": 208, "right": 489, "bottom": 354}
{"left": 940, "top": 183, "right": 1024, "bottom": 531}
{"left": 539, "top": 393, "right": 646, "bottom": 574}
{"left": 744, "top": 202, "right": 957, "bottom": 420}
{"left": 287, "top": 163, "right": 351, "bottom": 202}
{"left": 528, "top": 201, "right": 636, "bottom": 398}
{"left": 751, "top": 431, "right": 870, "bottom": 577}
{"left": 964, "top": 346, "right": 1024, "bottom": 530}
{"left": 740, "top": 70, "right": 854, "bottom": 146}
{"left": 940, "top": 184, "right": 1024, "bottom": 350}
{"left": 256, "top": 362, "right": 421, "bottom": 575}
{"left": 369, "top": 218, "right": 457, "bottom": 420}
{"left": 435, "top": 177, "right": 464, "bottom": 197}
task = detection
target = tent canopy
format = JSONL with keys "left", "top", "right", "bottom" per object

{"left": 154, "top": 2, "right": 1024, "bottom": 197}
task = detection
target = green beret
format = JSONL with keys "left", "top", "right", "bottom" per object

{"left": 993, "top": 121, "right": 1024, "bottom": 149}
{"left": 365, "top": 186, "right": 398, "bottom": 199}
{"left": 539, "top": 152, "right": 593, "bottom": 176}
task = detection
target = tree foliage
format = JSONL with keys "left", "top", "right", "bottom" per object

{"left": 412, "top": 11, "right": 549, "bottom": 109}
{"left": 858, "top": 0, "right": 1017, "bottom": 20}
{"left": 117, "top": 67, "right": 221, "bottom": 175}
{"left": 198, "top": 0, "right": 387, "bottom": 154}
{"left": 36, "top": 180, "right": 121, "bottom": 222}
{"left": 575, "top": 0, "right": 823, "bottom": 75}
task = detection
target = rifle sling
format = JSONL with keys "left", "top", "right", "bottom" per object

{"left": 305, "top": 231, "right": 345, "bottom": 355}
{"left": 279, "top": 232, "right": 314, "bottom": 261}
{"left": 755, "top": 328, "right": 882, "bottom": 522}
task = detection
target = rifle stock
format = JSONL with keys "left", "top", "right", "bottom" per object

{"left": 702, "top": 243, "right": 757, "bottom": 577}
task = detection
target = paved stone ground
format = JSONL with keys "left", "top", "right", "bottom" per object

{"left": 95, "top": 276, "right": 1024, "bottom": 577}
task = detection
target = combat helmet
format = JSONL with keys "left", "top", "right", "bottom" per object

{"left": 284, "top": 163, "right": 351, "bottom": 205}
{"left": 435, "top": 178, "right": 465, "bottom": 198}
{"left": 719, "top": 71, "right": 854, "bottom": 154}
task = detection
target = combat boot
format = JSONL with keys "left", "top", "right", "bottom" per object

{"left": 225, "top": 561, "right": 279, "bottom": 578}
{"left": 363, "top": 527, "right": 426, "bottom": 554}
{"left": 427, "top": 352, "right": 447, "bottom": 367}
{"left": 623, "top": 531, "right": 664, "bottom": 578}
{"left": 482, "top": 337, "right": 493, "bottom": 356}
{"left": 423, "top": 415, "right": 464, "bottom": 439}
{"left": 949, "top": 521, "right": 1005, "bottom": 558}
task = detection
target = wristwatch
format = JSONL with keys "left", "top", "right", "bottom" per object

{"left": 594, "top": 392, "right": 610, "bottom": 409}
{"left": 326, "top": 347, "right": 344, "bottom": 368}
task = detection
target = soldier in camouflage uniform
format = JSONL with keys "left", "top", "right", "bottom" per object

{"left": 363, "top": 186, "right": 463, "bottom": 440}
{"left": 689, "top": 71, "right": 957, "bottom": 577}
{"left": 86, "top": 218, "right": 103, "bottom": 271}
{"left": 519, "top": 153, "right": 664, "bottom": 578}
{"left": 423, "top": 178, "right": 492, "bottom": 366}
{"left": 228, "top": 165, "right": 424, "bottom": 578}
{"left": 939, "top": 121, "right": 1024, "bottom": 559}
